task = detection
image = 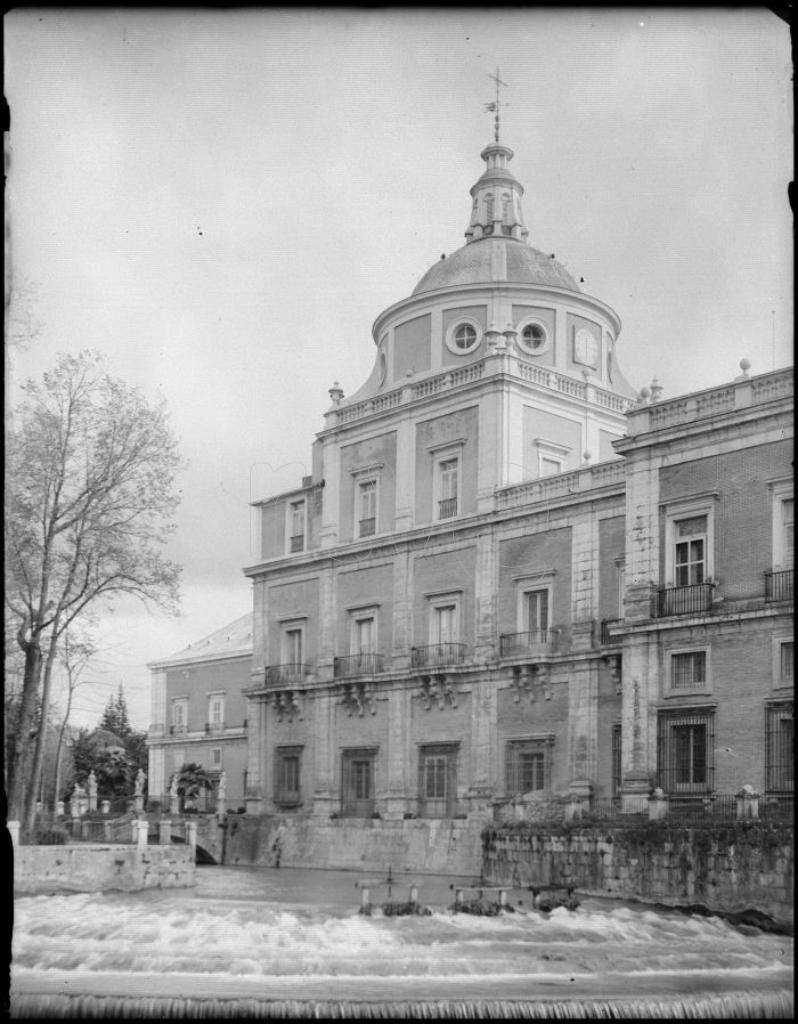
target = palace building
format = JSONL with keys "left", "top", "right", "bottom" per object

{"left": 147, "top": 134, "right": 793, "bottom": 823}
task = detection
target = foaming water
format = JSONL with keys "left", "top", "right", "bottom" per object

{"left": 12, "top": 865, "right": 793, "bottom": 1018}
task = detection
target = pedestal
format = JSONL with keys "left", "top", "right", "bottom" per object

{"left": 185, "top": 820, "right": 197, "bottom": 853}
{"left": 56, "top": 801, "right": 65, "bottom": 817}
{"left": 134, "top": 795, "right": 144, "bottom": 816}
{"left": 169, "top": 796, "right": 179, "bottom": 815}
{"left": 159, "top": 819, "right": 172, "bottom": 845}
{"left": 100, "top": 799, "right": 110, "bottom": 815}
{"left": 133, "top": 819, "right": 148, "bottom": 849}
{"left": 621, "top": 771, "right": 651, "bottom": 813}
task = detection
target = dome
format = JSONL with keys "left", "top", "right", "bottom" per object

{"left": 413, "top": 237, "right": 581, "bottom": 296}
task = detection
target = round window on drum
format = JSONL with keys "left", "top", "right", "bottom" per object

{"left": 517, "top": 318, "right": 550, "bottom": 356}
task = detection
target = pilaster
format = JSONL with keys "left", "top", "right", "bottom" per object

{"left": 567, "top": 661, "right": 598, "bottom": 796}
{"left": 570, "top": 517, "right": 600, "bottom": 648}
{"left": 319, "top": 436, "right": 341, "bottom": 548}
{"left": 394, "top": 416, "right": 416, "bottom": 531}
{"left": 474, "top": 529, "right": 498, "bottom": 663}
{"left": 312, "top": 689, "right": 337, "bottom": 815}
{"left": 384, "top": 685, "right": 412, "bottom": 819}
{"left": 317, "top": 564, "right": 335, "bottom": 674}
{"left": 244, "top": 697, "right": 266, "bottom": 814}
{"left": 468, "top": 677, "right": 496, "bottom": 808}
{"left": 620, "top": 635, "right": 656, "bottom": 807}
{"left": 391, "top": 546, "right": 413, "bottom": 671}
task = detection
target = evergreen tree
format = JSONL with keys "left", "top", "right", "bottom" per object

{"left": 99, "top": 683, "right": 132, "bottom": 739}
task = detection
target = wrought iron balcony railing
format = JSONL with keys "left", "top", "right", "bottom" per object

{"left": 264, "top": 663, "right": 310, "bottom": 686}
{"left": 333, "top": 652, "right": 385, "bottom": 678}
{"left": 358, "top": 517, "right": 376, "bottom": 538}
{"left": 205, "top": 721, "right": 225, "bottom": 733}
{"left": 656, "top": 582, "right": 714, "bottom": 617}
{"left": 169, "top": 724, "right": 188, "bottom": 735}
{"left": 765, "top": 569, "right": 793, "bottom": 602}
{"left": 289, "top": 534, "right": 304, "bottom": 553}
{"left": 600, "top": 619, "right": 622, "bottom": 645}
{"left": 410, "top": 642, "right": 466, "bottom": 669}
{"left": 499, "top": 629, "right": 558, "bottom": 658}
{"left": 438, "top": 497, "right": 458, "bottom": 519}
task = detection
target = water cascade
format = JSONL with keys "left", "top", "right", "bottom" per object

{"left": 12, "top": 866, "right": 792, "bottom": 1018}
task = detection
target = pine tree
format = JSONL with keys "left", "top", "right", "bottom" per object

{"left": 99, "top": 683, "right": 132, "bottom": 739}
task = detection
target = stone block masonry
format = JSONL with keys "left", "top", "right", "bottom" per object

{"left": 226, "top": 814, "right": 486, "bottom": 876}
{"left": 14, "top": 844, "right": 196, "bottom": 894}
{"left": 483, "top": 822, "right": 793, "bottom": 927}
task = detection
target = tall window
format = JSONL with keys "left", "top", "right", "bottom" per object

{"left": 275, "top": 747, "right": 302, "bottom": 806}
{"left": 670, "top": 651, "right": 707, "bottom": 691}
{"left": 431, "top": 603, "right": 458, "bottom": 645}
{"left": 353, "top": 615, "right": 375, "bottom": 654}
{"left": 505, "top": 739, "right": 552, "bottom": 796}
{"left": 438, "top": 458, "right": 458, "bottom": 518}
{"left": 289, "top": 499, "right": 306, "bottom": 552}
{"left": 611, "top": 725, "right": 622, "bottom": 797}
{"left": 485, "top": 194, "right": 494, "bottom": 222}
{"left": 418, "top": 744, "right": 457, "bottom": 818}
{"left": 211, "top": 747, "right": 222, "bottom": 769}
{"left": 658, "top": 710, "right": 714, "bottom": 794}
{"left": 780, "top": 641, "right": 794, "bottom": 685}
{"left": 766, "top": 702, "right": 793, "bottom": 793}
{"left": 358, "top": 479, "right": 377, "bottom": 537}
{"left": 674, "top": 515, "right": 707, "bottom": 586}
{"left": 172, "top": 699, "right": 188, "bottom": 733}
{"left": 208, "top": 694, "right": 225, "bottom": 730}
{"left": 540, "top": 457, "right": 561, "bottom": 477}
{"left": 282, "top": 627, "right": 303, "bottom": 669}
{"left": 341, "top": 749, "right": 376, "bottom": 817}
{"left": 524, "top": 588, "right": 550, "bottom": 638}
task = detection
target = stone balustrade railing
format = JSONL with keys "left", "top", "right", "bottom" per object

{"left": 496, "top": 459, "right": 625, "bottom": 510}
{"left": 628, "top": 367, "right": 792, "bottom": 435}
{"left": 328, "top": 354, "right": 634, "bottom": 428}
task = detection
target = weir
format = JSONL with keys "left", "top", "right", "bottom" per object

{"left": 11, "top": 865, "right": 793, "bottom": 1019}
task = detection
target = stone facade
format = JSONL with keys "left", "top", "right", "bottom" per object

{"left": 148, "top": 136, "right": 793, "bottom": 841}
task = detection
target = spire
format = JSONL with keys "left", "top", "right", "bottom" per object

{"left": 465, "top": 69, "right": 528, "bottom": 244}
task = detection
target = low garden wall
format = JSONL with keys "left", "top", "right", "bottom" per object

{"left": 482, "top": 821, "right": 794, "bottom": 926}
{"left": 226, "top": 814, "right": 485, "bottom": 876}
{"left": 14, "top": 843, "right": 196, "bottom": 894}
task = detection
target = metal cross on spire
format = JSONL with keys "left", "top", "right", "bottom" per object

{"left": 485, "top": 67, "right": 509, "bottom": 142}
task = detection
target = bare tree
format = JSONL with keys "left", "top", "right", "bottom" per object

{"left": 5, "top": 350, "right": 183, "bottom": 829}
{"left": 51, "top": 626, "right": 97, "bottom": 810}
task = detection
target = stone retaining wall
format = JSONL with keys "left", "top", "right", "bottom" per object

{"left": 14, "top": 843, "right": 196, "bottom": 894}
{"left": 483, "top": 822, "right": 794, "bottom": 925}
{"left": 226, "top": 814, "right": 485, "bottom": 876}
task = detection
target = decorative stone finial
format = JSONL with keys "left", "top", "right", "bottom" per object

{"left": 739, "top": 358, "right": 751, "bottom": 376}
{"left": 637, "top": 386, "right": 651, "bottom": 406}
{"left": 583, "top": 451, "right": 592, "bottom": 463}
{"left": 650, "top": 377, "right": 663, "bottom": 402}
{"left": 328, "top": 381, "right": 344, "bottom": 405}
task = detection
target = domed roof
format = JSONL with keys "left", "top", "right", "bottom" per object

{"left": 413, "top": 237, "right": 581, "bottom": 296}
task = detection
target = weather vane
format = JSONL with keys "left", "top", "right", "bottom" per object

{"left": 485, "top": 67, "right": 509, "bottom": 142}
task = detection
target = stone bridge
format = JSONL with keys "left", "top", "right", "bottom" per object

{"left": 142, "top": 812, "right": 227, "bottom": 864}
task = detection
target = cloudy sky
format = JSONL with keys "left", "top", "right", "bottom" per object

{"left": 5, "top": 8, "right": 792, "bottom": 730}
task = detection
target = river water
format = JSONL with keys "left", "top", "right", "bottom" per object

{"left": 11, "top": 864, "right": 793, "bottom": 1018}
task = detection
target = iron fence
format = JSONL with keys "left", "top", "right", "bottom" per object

{"left": 656, "top": 582, "right": 715, "bottom": 617}
{"left": 410, "top": 643, "right": 466, "bottom": 669}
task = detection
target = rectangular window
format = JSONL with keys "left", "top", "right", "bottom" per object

{"left": 611, "top": 725, "right": 622, "bottom": 797}
{"left": 540, "top": 457, "right": 562, "bottom": 477}
{"left": 172, "top": 699, "right": 188, "bottom": 733}
{"left": 766, "top": 702, "right": 793, "bottom": 793}
{"left": 354, "top": 615, "right": 375, "bottom": 654}
{"left": 671, "top": 651, "right": 707, "bottom": 690}
{"left": 289, "top": 500, "right": 306, "bottom": 552}
{"left": 505, "top": 739, "right": 552, "bottom": 796}
{"left": 283, "top": 627, "right": 303, "bottom": 666}
{"left": 358, "top": 479, "right": 377, "bottom": 537}
{"left": 211, "top": 747, "right": 222, "bottom": 768}
{"left": 657, "top": 710, "right": 714, "bottom": 794}
{"left": 418, "top": 744, "right": 457, "bottom": 818}
{"left": 524, "top": 588, "right": 550, "bottom": 636}
{"left": 674, "top": 516, "right": 707, "bottom": 586}
{"left": 781, "top": 641, "right": 794, "bottom": 684}
{"left": 275, "top": 747, "right": 302, "bottom": 806}
{"left": 208, "top": 695, "right": 224, "bottom": 729}
{"left": 341, "top": 749, "right": 376, "bottom": 817}
{"left": 432, "top": 603, "right": 457, "bottom": 644}
{"left": 775, "top": 496, "right": 794, "bottom": 569}
{"left": 438, "top": 458, "right": 459, "bottom": 519}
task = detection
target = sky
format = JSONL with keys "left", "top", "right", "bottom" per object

{"left": 5, "top": 8, "right": 792, "bottom": 731}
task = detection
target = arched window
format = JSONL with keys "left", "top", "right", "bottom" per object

{"left": 485, "top": 194, "right": 494, "bottom": 222}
